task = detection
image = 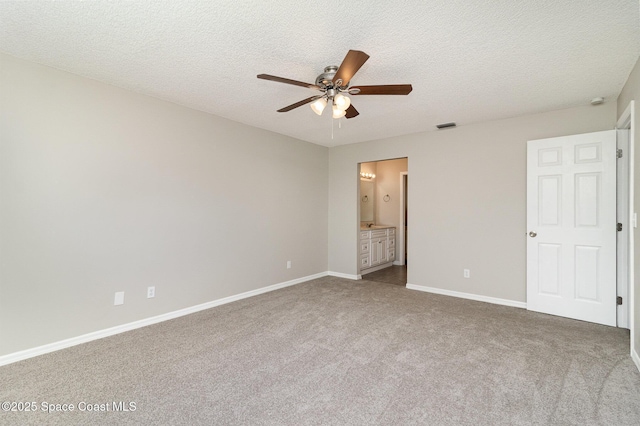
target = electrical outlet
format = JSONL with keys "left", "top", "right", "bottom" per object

{"left": 287, "top": 260, "right": 292, "bottom": 269}
{"left": 463, "top": 269, "right": 470, "bottom": 279}
{"left": 114, "top": 291, "right": 125, "bottom": 305}
{"left": 147, "top": 286, "right": 155, "bottom": 298}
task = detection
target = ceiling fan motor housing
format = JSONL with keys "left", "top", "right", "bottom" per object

{"left": 315, "top": 66, "right": 341, "bottom": 89}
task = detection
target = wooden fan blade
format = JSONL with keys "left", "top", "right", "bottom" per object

{"left": 257, "top": 74, "right": 320, "bottom": 90}
{"left": 345, "top": 104, "right": 359, "bottom": 119}
{"left": 277, "top": 95, "right": 323, "bottom": 112}
{"left": 333, "top": 50, "right": 370, "bottom": 87}
{"left": 350, "top": 84, "right": 413, "bottom": 95}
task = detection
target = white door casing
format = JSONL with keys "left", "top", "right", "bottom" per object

{"left": 616, "top": 100, "right": 635, "bottom": 359}
{"left": 527, "top": 130, "right": 617, "bottom": 326}
{"left": 617, "top": 126, "right": 630, "bottom": 329}
{"left": 397, "top": 172, "right": 408, "bottom": 266}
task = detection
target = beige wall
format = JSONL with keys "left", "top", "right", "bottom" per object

{"left": 617, "top": 54, "right": 640, "bottom": 359}
{"left": 0, "top": 50, "right": 632, "bottom": 361}
{"left": 329, "top": 104, "right": 616, "bottom": 301}
{"left": 0, "top": 54, "right": 329, "bottom": 356}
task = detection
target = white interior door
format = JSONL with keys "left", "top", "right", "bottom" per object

{"left": 527, "top": 130, "right": 617, "bottom": 326}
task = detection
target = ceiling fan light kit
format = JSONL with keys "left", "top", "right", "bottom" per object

{"left": 332, "top": 105, "right": 346, "bottom": 119}
{"left": 257, "top": 50, "right": 413, "bottom": 120}
{"left": 333, "top": 93, "right": 351, "bottom": 111}
{"left": 310, "top": 97, "right": 328, "bottom": 115}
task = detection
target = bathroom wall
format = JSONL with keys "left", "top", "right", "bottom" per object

{"left": 359, "top": 162, "right": 377, "bottom": 224}
{"left": 374, "top": 158, "right": 408, "bottom": 228}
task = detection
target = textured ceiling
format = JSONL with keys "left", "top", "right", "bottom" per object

{"left": 1, "top": 1, "right": 639, "bottom": 147}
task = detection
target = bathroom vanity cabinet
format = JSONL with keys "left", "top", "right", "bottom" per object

{"left": 360, "top": 226, "right": 395, "bottom": 274}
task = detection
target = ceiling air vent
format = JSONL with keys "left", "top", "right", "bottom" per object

{"left": 436, "top": 122, "right": 456, "bottom": 129}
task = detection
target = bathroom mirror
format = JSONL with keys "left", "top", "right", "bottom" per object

{"left": 360, "top": 180, "right": 374, "bottom": 222}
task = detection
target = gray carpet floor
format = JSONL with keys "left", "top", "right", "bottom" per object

{"left": 2, "top": 276, "right": 640, "bottom": 425}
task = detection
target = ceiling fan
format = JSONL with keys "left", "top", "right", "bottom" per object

{"left": 257, "top": 50, "right": 412, "bottom": 119}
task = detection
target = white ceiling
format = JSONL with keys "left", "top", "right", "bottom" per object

{"left": 1, "top": 1, "right": 639, "bottom": 147}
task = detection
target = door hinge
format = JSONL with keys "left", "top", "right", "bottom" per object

{"left": 617, "top": 149, "right": 623, "bottom": 158}
{"left": 617, "top": 223, "right": 623, "bottom": 232}
{"left": 617, "top": 296, "right": 623, "bottom": 305}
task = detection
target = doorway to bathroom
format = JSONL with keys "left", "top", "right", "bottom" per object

{"left": 358, "top": 157, "right": 408, "bottom": 286}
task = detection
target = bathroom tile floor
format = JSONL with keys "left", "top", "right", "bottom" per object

{"left": 361, "top": 265, "right": 407, "bottom": 286}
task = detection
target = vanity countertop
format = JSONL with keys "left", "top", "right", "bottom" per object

{"left": 360, "top": 225, "right": 395, "bottom": 230}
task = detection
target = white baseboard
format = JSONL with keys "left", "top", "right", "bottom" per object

{"left": 328, "top": 271, "right": 360, "bottom": 280}
{"left": 632, "top": 348, "right": 640, "bottom": 373}
{"left": 392, "top": 261, "right": 403, "bottom": 266}
{"left": 405, "top": 283, "right": 527, "bottom": 309}
{"left": 0, "top": 271, "right": 328, "bottom": 367}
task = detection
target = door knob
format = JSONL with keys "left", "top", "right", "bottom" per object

{"left": 529, "top": 231, "right": 537, "bottom": 237}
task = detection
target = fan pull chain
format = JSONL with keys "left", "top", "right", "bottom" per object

{"left": 331, "top": 116, "right": 334, "bottom": 140}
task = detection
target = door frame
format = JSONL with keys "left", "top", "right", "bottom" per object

{"left": 397, "top": 171, "right": 408, "bottom": 266}
{"left": 617, "top": 100, "right": 635, "bottom": 354}
{"left": 617, "top": 115, "right": 631, "bottom": 328}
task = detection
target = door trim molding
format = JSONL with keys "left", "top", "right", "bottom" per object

{"left": 398, "top": 171, "right": 408, "bottom": 265}
{"left": 616, "top": 123, "right": 631, "bottom": 328}
{"left": 617, "top": 100, "right": 635, "bottom": 358}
